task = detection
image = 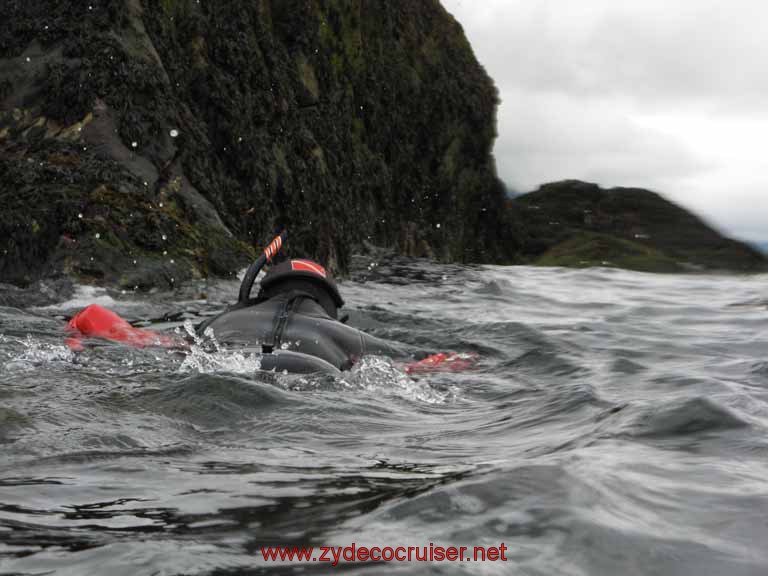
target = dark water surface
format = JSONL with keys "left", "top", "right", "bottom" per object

{"left": 1, "top": 261, "right": 767, "bottom": 575}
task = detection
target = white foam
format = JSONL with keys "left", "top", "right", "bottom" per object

{"left": 2, "top": 335, "right": 74, "bottom": 371}
{"left": 35, "top": 285, "right": 142, "bottom": 311}
{"left": 171, "top": 322, "right": 454, "bottom": 404}
{"left": 340, "top": 356, "right": 456, "bottom": 405}
{"left": 177, "top": 321, "right": 263, "bottom": 375}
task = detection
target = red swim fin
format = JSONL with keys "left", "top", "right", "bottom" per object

{"left": 66, "top": 304, "right": 181, "bottom": 350}
{"left": 404, "top": 352, "right": 480, "bottom": 374}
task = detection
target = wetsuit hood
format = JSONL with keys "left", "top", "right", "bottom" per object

{"left": 258, "top": 259, "right": 344, "bottom": 317}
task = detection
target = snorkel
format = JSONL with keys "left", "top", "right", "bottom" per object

{"left": 238, "top": 229, "right": 288, "bottom": 305}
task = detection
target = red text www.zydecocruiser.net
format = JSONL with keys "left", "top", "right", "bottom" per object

{"left": 261, "top": 543, "right": 508, "bottom": 566}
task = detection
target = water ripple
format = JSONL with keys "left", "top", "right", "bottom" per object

{"left": 1, "top": 264, "right": 767, "bottom": 575}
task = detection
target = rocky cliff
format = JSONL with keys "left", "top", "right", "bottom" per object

{"left": 511, "top": 180, "right": 767, "bottom": 273}
{"left": 1, "top": 0, "right": 509, "bottom": 289}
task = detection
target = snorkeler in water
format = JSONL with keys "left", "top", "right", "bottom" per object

{"left": 65, "top": 231, "right": 478, "bottom": 375}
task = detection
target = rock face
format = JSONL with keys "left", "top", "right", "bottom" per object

{"left": 511, "top": 180, "right": 767, "bottom": 272}
{"left": 0, "top": 0, "right": 508, "bottom": 288}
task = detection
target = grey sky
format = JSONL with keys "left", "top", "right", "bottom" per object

{"left": 441, "top": 0, "right": 767, "bottom": 243}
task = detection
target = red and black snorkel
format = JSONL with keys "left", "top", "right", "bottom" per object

{"left": 238, "top": 229, "right": 288, "bottom": 305}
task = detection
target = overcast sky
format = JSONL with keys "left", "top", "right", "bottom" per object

{"left": 441, "top": 0, "right": 767, "bottom": 244}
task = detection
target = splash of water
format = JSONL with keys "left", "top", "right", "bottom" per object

{"left": 340, "top": 356, "right": 457, "bottom": 405}
{"left": 2, "top": 334, "right": 75, "bottom": 371}
{"left": 177, "top": 320, "right": 263, "bottom": 375}
{"left": 174, "top": 322, "right": 452, "bottom": 403}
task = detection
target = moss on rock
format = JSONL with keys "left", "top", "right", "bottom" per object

{"left": 1, "top": 0, "right": 510, "bottom": 289}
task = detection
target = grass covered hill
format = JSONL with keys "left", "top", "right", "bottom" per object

{"left": 510, "top": 180, "right": 767, "bottom": 273}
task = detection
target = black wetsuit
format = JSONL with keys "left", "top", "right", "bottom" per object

{"left": 200, "top": 291, "right": 406, "bottom": 375}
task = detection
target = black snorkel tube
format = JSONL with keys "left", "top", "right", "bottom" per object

{"left": 238, "top": 229, "right": 288, "bottom": 305}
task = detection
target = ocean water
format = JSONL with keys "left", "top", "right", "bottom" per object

{"left": 1, "top": 260, "right": 767, "bottom": 575}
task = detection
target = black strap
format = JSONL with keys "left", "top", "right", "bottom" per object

{"left": 261, "top": 290, "right": 317, "bottom": 353}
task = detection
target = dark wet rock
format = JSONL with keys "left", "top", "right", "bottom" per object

{"left": 510, "top": 180, "right": 767, "bottom": 273}
{"left": 0, "top": 278, "right": 74, "bottom": 308}
{"left": 1, "top": 0, "right": 509, "bottom": 290}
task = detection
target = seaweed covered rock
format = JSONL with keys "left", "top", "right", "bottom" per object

{"left": 0, "top": 0, "right": 508, "bottom": 288}
{"left": 512, "top": 180, "right": 767, "bottom": 272}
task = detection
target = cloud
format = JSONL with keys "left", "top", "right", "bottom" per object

{"left": 441, "top": 0, "right": 768, "bottom": 242}
{"left": 445, "top": 0, "right": 768, "bottom": 109}
{"left": 494, "top": 89, "right": 710, "bottom": 192}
